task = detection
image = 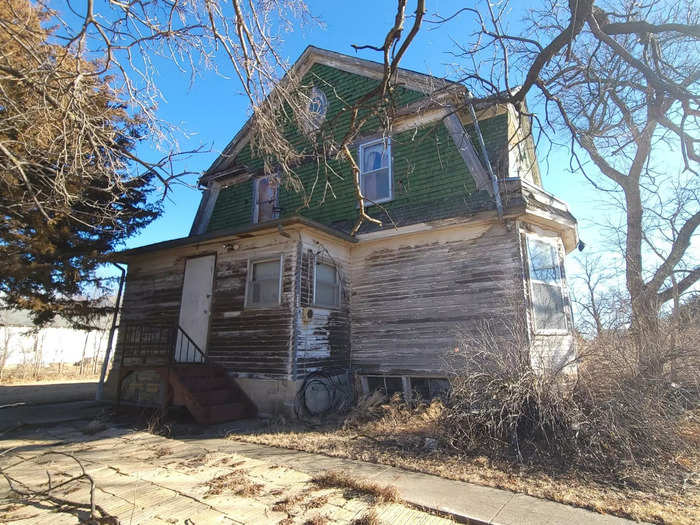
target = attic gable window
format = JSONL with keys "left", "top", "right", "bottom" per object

{"left": 306, "top": 86, "right": 328, "bottom": 130}
{"left": 359, "top": 138, "right": 392, "bottom": 205}
{"left": 314, "top": 260, "right": 340, "bottom": 308}
{"left": 527, "top": 236, "right": 567, "bottom": 332}
{"left": 253, "top": 175, "right": 279, "bottom": 223}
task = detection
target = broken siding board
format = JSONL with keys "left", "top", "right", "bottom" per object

{"left": 350, "top": 222, "right": 526, "bottom": 375}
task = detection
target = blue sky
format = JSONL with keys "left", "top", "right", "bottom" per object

{"left": 123, "top": 1, "right": 625, "bottom": 261}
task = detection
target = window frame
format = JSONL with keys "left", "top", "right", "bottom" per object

{"left": 252, "top": 174, "right": 280, "bottom": 224}
{"left": 312, "top": 257, "right": 341, "bottom": 309}
{"left": 306, "top": 86, "right": 328, "bottom": 130}
{"left": 526, "top": 235, "right": 569, "bottom": 335}
{"left": 358, "top": 137, "right": 393, "bottom": 206}
{"left": 244, "top": 255, "right": 284, "bottom": 308}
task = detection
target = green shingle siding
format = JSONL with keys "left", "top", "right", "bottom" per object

{"left": 465, "top": 113, "right": 509, "bottom": 178}
{"left": 207, "top": 178, "right": 253, "bottom": 232}
{"left": 206, "top": 63, "right": 509, "bottom": 234}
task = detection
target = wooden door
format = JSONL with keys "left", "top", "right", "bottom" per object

{"left": 176, "top": 255, "right": 215, "bottom": 362}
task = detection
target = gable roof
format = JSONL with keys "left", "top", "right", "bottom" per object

{"left": 200, "top": 46, "right": 464, "bottom": 184}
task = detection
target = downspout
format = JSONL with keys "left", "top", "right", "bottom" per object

{"left": 466, "top": 92, "right": 503, "bottom": 221}
{"left": 96, "top": 262, "right": 126, "bottom": 401}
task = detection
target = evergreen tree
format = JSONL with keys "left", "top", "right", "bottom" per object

{"left": 0, "top": 0, "right": 160, "bottom": 325}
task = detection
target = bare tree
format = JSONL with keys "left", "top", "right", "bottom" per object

{"left": 0, "top": 327, "right": 12, "bottom": 381}
{"left": 425, "top": 0, "right": 699, "bottom": 372}
{"left": 571, "top": 254, "right": 629, "bottom": 336}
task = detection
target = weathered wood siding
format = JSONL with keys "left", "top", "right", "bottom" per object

{"left": 207, "top": 234, "right": 297, "bottom": 379}
{"left": 350, "top": 222, "right": 527, "bottom": 375}
{"left": 294, "top": 231, "right": 352, "bottom": 379}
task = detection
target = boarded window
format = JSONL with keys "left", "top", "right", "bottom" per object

{"left": 527, "top": 238, "right": 567, "bottom": 331}
{"left": 253, "top": 175, "right": 279, "bottom": 223}
{"left": 314, "top": 262, "right": 340, "bottom": 308}
{"left": 247, "top": 259, "right": 281, "bottom": 306}
{"left": 359, "top": 139, "right": 392, "bottom": 204}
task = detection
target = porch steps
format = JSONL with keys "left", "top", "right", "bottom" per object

{"left": 169, "top": 365, "right": 256, "bottom": 425}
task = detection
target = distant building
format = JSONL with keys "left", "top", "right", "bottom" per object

{"left": 0, "top": 309, "right": 110, "bottom": 376}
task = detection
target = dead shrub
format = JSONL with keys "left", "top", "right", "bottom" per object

{"left": 311, "top": 470, "right": 401, "bottom": 503}
{"left": 441, "top": 319, "right": 699, "bottom": 486}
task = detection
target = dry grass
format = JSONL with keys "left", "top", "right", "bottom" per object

{"left": 350, "top": 507, "right": 380, "bottom": 525}
{"left": 150, "top": 446, "right": 173, "bottom": 459}
{"left": 229, "top": 400, "right": 700, "bottom": 524}
{"left": 203, "top": 469, "right": 264, "bottom": 497}
{"left": 303, "top": 514, "right": 330, "bottom": 525}
{"left": 311, "top": 470, "right": 401, "bottom": 504}
{"left": 272, "top": 492, "right": 306, "bottom": 513}
{"left": 305, "top": 494, "right": 330, "bottom": 509}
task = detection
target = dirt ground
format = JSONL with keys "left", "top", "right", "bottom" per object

{"left": 0, "top": 420, "right": 453, "bottom": 524}
{"left": 0, "top": 379, "right": 97, "bottom": 407}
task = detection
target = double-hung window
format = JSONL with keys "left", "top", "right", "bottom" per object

{"left": 314, "top": 261, "right": 340, "bottom": 308}
{"left": 359, "top": 138, "right": 392, "bottom": 205}
{"left": 247, "top": 258, "right": 282, "bottom": 307}
{"left": 253, "top": 175, "right": 279, "bottom": 223}
{"left": 527, "top": 237, "right": 567, "bottom": 332}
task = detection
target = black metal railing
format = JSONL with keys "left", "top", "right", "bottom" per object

{"left": 174, "top": 325, "right": 206, "bottom": 364}
{"left": 117, "top": 322, "right": 206, "bottom": 367}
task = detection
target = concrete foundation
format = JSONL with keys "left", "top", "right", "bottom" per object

{"left": 233, "top": 376, "right": 303, "bottom": 418}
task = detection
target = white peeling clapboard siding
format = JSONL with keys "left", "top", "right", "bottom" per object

{"left": 350, "top": 223, "right": 526, "bottom": 375}
{"left": 294, "top": 245, "right": 351, "bottom": 379}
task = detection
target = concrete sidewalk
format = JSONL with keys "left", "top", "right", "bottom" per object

{"left": 182, "top": 434, "right": 639, "bottom": 525}
{"left": 0, "top": 402, "right": 641, "bottom": 524}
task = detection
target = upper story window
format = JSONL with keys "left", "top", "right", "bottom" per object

{"left": 306, "top": 86, "right": 328, "bottom": 130}
{"left": 314, "top": 260, "right": 340, "bottom": 308}
{"left": 527, "top": 236, "right": 567, "bottom": 332}
{"left": 359, "top": 138, "right": 392, "bottom": 205}
{"left": 253, "top": 175, "right": 279, "bottom": 223}
{"left": 246, "top": 257, "right": 282, "bottom": 307}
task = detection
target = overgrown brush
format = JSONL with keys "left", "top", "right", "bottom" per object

{"left": 441, "top": 320, "right": 699, "bottom": 486}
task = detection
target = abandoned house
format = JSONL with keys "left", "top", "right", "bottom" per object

{"left": 105, "top": 46, "right": 579, "bottom": 422}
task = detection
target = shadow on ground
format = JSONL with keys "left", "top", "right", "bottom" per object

{"left": 0, "top": 381, "right": 97, "bottom": 407}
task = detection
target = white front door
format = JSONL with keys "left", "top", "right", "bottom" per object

{"left": 176, "top": 255, "right": 215, "bottom": 362}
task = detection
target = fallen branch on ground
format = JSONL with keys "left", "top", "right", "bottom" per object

{"left": 0, "top": 450, "right": 119, "bottom": 524}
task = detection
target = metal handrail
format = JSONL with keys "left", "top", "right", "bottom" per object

{"left": 173, "top": 325, "right": 206, "bottom": 364}
{"left": 116, "top": 322, "right": 206, "bottom": 367}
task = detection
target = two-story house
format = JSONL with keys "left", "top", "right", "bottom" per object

{"left": 106, "top": 46, "right": 578, "bottom": 422}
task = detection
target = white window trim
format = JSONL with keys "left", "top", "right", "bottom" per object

{"left": 526, "top": 235, "right": 569, "bottom": 335}
{"left": 244, "top": 255, "right": 283, "bottom": 308}
{"left": 252, "top": 175, "right": 279, "bottom": 224}
{"left": 358, "top": 137, "right": 393, "bottom": 206}
{"left": 312, "top": 256, "right": 341, "bottom": 309}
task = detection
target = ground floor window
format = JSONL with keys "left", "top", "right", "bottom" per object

{"left": 362, "top": 375, "right": 449, "bottom": 400}
{"left": 408, "top": 377, "right": 450, "bottom": 400}
{"left": 365, "top": 375, "right": 403, "bottom": 396}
